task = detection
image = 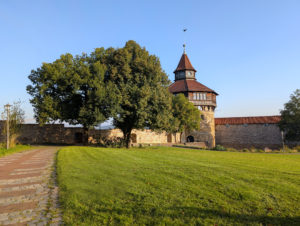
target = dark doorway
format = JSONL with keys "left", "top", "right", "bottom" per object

{"left": 187, "top": 136, "right": 194, "bottom": 142}
{"left": 74, "top": 132, "right": 83, "bottom": 143}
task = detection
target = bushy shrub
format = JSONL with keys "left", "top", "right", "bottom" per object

{"left": 242, "top": 148, "right": 250, "bottom": 152}
{"left": 256, "top": 149, "right": 264, "bottom": 153}
{"left": 294, "top": 146, "right": 300, "bottom": 152}
{"left": 281, "top": 146, "right": 299, "bottom": 153}
{"left": 227, "top": 147, "right": 238, "bottom": 152}
{"left": 98, "top": 136, "right": 124, "bottom": 148}
{"left": 214, "top": 145, "right": 227, "bottom": 151}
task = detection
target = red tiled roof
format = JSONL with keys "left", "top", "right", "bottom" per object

{"left": 174, "top": 54, "right": 196, "bottom": 73}
{"left": 169, "top": 79, "right": 218, "bottom": 94}
{"left": 215, "top": 116, "right": 281, "bottom": 125}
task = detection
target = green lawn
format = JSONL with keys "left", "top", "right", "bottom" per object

{"left": 0, "top": 145, "right": 33, "bottom": 158}
{"left": 57, "top": 146, "right": 300, "bottom": 225}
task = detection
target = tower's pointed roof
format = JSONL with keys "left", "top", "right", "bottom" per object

{"left": 174, "top": 53, "right": 197, "bottom": 73}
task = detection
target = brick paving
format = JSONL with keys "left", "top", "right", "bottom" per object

{"left": 0, "top": 147, "right": 61, "bottom": 225}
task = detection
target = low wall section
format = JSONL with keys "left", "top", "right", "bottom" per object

{"left": 215, "top": 124, "right": 283, "bottom": 149}
{"left": 0, "top": 121, "right": 180, "bottom": 145}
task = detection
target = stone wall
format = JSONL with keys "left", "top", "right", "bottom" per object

{"left": 0, "top": 121, "right": 180, "bottom": 145}
{"left": 215, "top": 123, "right": 283, "bottom": 149}
{"left": 185, "top": 110, "right": 215, "bottom": 148}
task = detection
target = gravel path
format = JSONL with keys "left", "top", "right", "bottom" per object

{"left": 0, "top": 147, "right": 61, "bottom": 225}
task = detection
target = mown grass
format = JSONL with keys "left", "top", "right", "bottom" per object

{"left": 0, "top": 145, "right": 33, "bottom": 158}
{"left": 57, "top": 146, "right": 300, "bottom": 225}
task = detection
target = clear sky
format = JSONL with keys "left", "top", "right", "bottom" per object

{"left": 0, "top": 0, "right": 299, "bottom": 122}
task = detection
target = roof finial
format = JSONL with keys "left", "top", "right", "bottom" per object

{"left": 183, "top": 28, "right": 187, "bottom": 54}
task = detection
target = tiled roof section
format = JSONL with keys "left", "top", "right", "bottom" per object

{"left": 174, "top": 54, "right": 196, "bottom": 73}
{"left": 169, "top": 79, "right": 218, "bottom": 94}
{"left": 215, "top": 116, "right": 281, "bottom": 125}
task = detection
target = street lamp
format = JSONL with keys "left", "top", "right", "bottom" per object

{"left": 4, "top": 104, "right": 11, "bottom": 150}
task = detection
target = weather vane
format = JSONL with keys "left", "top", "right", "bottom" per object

{"left": 183, "top": 28, "right": 187, "bottom": 53}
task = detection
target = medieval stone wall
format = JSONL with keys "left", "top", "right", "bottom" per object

{"left": 0, "top": 121, "right": 180, "bottom": 145}
{"left": 215, "top": 123, "right": 283, "bottom": 149}
{"left": 185, "top": 110, "right": 215, "bottom": 148}
{"left": 2, "top": 120, "right": 298, "bottom": 149}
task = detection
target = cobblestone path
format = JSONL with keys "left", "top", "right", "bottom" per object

{"left": 0, "top": 147, "right": 61, "bottom": 225}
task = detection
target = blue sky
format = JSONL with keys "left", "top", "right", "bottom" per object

{"left": 0, "top": 0, "right": 299, "bottom": 122}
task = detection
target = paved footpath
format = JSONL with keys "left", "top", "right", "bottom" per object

{"left": 0, "top": 147, "right": 61, "bottom": 225}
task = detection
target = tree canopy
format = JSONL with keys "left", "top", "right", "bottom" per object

{"left": 27, "top": 52, "right": 114, "bottom": 142}
{"left": 169, "top": 94, "right": 201, "bottom": 142}
{"left": 279, "top": 89, "right": 300, "bottom": 141}
{"left": 27, "top": 40, "right": 202, "bottom": 147}
{"left": 103, "top": 41, "right": 173, "bottom": 147}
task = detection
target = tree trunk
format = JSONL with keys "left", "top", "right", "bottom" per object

{"left": 174, "top": 132, "right": 177, "bottom": 143}
{"left": 122, "top": 129, "right": 132, "bottom": 149}
{"left": 180, "top": 131, "right": 185, "bottom": 144}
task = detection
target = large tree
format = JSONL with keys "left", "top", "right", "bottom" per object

{"left": 27, "top": 52, "right": 114, "bottom": 143}
{"left": 169, "top": 94, "right": 201, "bottom": 143}
{"left": 279, "top": 89, "right": 300, "bottom": 141}
{"left": 103, "top": 41, "right": 173, "bottom": 148}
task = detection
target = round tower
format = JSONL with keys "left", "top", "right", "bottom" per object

{"left": 169, "top": 50, "right": 218, "bottom": 148}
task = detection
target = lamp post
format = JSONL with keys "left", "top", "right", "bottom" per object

{"left": 4, "top": 104, "right": 11, "bottom": 150}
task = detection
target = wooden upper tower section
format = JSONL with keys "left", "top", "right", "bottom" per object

{"left": 169, "top": 50, "right": 218, "bottom": 112}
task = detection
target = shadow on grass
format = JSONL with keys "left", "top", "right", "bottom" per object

{"left": 166, "top": 207, "right": 300, "bottom": 225}
{"left": 80, "top": 205, "right": 300, "bottom": 225}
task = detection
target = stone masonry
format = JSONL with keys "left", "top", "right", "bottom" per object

{"left": 0, "top": 147, "right": 61, "bottom": 225}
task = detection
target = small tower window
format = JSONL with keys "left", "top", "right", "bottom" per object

{"left": 193, "top": 92, "right": 207, "bottom": 100}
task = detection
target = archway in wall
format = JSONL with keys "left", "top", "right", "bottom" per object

{"left": 187, "top": 136, "right": 194, "bottom": 143}
{"left": 74, "top": 132, "right": 83, "bottom": 143}
{"left": 131, "top": 133, "right": 137, "bottom": 143}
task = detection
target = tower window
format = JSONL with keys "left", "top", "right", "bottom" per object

{"left": 193, "top": 92, "right": 207, "bottom": 100}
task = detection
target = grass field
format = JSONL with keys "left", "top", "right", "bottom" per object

{"left": 57, "top": 146, "right": 300, "bottom": 225}
{"left": 0, "top": 145, "right": 33, "bottom": 158}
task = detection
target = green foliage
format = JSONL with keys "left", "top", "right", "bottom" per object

{"left": 226, "top": 147, "right": 238, "bottom": 152}
{"left": 1, "top": 101, "right": 25, "bottom": 148}
{"left": 214, "top": 145, "right": 227, "bottom": 151}
{"left": 27, "top": 52, "right": 114, "bottom": 142}
{"left": 57, "top": 146, "right": 300, "bottom": 225}
{"left": 27, "top": 41, "right": 173, "bottom": 147}
{"left": 279, "top": 89, "right": 300, "bottom": 141}
{"left": 98, "top": 136, "right": 124, "bottom": 148}
{"left": 102, "top": 41, "right": 173, "bottom": 148}
{"left": 0, "top": 145, "right": 33, "bottom": 157}
{"left": 169, "top": 94, "right": 201, "bottom": 137}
